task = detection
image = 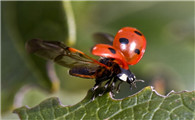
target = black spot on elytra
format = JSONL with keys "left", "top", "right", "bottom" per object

{"left": 108, "top": 48, "right": 116, "bottom": 54}
{"left": 119, "top": 38, "right": 129, "bottom": 44}
{"left": 134, "top": 49, "right": 140, "bottom": 54}
{"left": 134, "top": 31, "right": 142, "bottom": 36}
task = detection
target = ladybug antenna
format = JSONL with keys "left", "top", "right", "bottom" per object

{"left": 134, "top": 79, "right": 145, "bottom": 83}
{"left": 131, "top": 79, "right": 145, "bottom": 88}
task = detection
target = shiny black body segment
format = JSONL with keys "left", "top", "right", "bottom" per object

{"left": 92, "top": 58, "right": 136, "bottom": 100}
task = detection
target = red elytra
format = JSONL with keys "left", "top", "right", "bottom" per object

{"left": 92, "top": 44, "right": 129, "bottom": 70}
{"left": 92, "top": 27, "right": 146, "bottom": 69}
{"left": 113, "top": 27, "right": 146, "bottom": 65}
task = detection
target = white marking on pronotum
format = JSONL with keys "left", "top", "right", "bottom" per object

{"left": 119, "top": 73, "right": 128, "bottom": 82}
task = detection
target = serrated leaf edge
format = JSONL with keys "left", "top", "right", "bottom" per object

{"left": 13, "top": 86, "right": 195, "bottom": 120}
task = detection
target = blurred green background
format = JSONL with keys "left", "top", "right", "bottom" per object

{"left": 2, "top": 1, "right": 194, "bottom": 119}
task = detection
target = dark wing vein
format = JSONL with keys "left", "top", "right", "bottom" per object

{"left": 26, "top": 39, "right": 100, "bottom": 69}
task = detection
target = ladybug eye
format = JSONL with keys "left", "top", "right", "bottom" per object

{"left": 134, "top": 31, "right": 142, "bottom": 36}
{"left": 134, "top": 49, "right": 140, "bottom": 54}
{"left": 108, "top": 47, "right": 116, "bottom": 54}
{"left": 119, "top": 38, "right": 129, "bottom": 44}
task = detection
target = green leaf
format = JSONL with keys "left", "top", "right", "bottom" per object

{"left": 14, "top": 86, "right": 195, "bottom": 120}
{"left": 2, "top": 1, "right": 75, "bottom": 113}
{"left": 2, "top": 1, "right": 68, "bottom": 91}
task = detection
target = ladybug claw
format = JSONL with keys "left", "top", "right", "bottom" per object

{"left": 111, "top": 90, "right": 115, "bottom": 97}
{"left": 99, "top": 92, "right": 104, "bottom": 96}
{"left": 91, "top": 94, "right": 96, "bottom": 101}
{"left": 116, "top": 90, "right": 120, "bottom": 94}
{"left": 132, "top": 82, "right": 137, "bottom": 88}
{"left": 112, "top": 82, "right": 115, "bottom": 89}
{"left": 99, "top": 88, "right": 107, "bottom": 96}
{"left": 104, "top": 84, "right": 109, "bottom": 89}
{"left": 92, "top": 85, "right": 99, "bottom": 91}
{"left": 130, "top": 85, "right": 133, "bottom": 90}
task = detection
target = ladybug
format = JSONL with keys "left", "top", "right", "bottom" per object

{"left": 26, "top": 27, "right": 146, "bottom": 100}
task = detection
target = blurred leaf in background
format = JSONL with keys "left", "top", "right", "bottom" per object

{"left": 1, "top": 1, "right": 194, "bottom": 119}
{"left": 2, "top": 1, "right": 70, "bottom": 117}
{"left": 71, "top": 1, "right": 194, "bottom": 97}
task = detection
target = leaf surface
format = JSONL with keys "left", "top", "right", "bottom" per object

{"left": 14, "top": 86, "right": 195, "bottom": 120}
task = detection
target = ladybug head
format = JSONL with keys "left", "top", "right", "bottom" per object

{"left": 116, "top": 67, "right": 144, "bottom": 88}
{"left": 117, "top": 68, "right": 136, "bottom": 84}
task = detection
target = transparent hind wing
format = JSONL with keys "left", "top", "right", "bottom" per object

{"left": 93, "top": 32, "right": 114, "bottom": 45}
{"left": 26, "top": 39, "right": 103, "bottom": 69}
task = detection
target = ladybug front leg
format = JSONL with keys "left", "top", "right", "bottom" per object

{"left": 116, "top": 80, "right": 123, "bottom": 93}
{"left": 110, "top": 77, "right": 118, "bottom": 97}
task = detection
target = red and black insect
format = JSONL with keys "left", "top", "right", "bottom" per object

{"left": 26, "top": 27, "right": 146, "bottom": 100}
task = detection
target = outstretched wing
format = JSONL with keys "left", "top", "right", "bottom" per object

{"left": 93, "top": 32, "right": 114, "bottom": 45}
{"left": 26, "top": 39, "right": 107, "bottom": 78}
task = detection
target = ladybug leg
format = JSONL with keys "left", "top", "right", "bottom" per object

{"left": 129, "top": 84, "right": 133, "bottom": 90}
{"left": 99, "top": 78, "right": 112, "bottom": 96}
{"left": 130, "top": 80, "right": 144, "bottom": 90}
{"left": 132, "top": 82, "right": 137, "bottom": 88}
{"left": 110, "top": 82, "right": 115, "bottom": 97}
{"left": 131, "top": 79, "right": 144, "bottom": 89}
{"left": 92, "top": 81, "right": 102, "bottom": 91}
{"left": 105, "top": 79, "right": 112, "bottom": 88}
{"left": 116, "top": 81, "right": 123, "bottom": 93}
{"left": 91, "top": 94, "right": 96, "bottom": 101}
{"left": 91, "top": 79, "right": 104, "bottom": 100}
{"left": 111, "top": 81, "right": 115, "bottom": 91}
{"left": 110, "top": 77, "right": 118, "bottom": 97}
{"left": 112, "top": 77, "right": 117, "bottom": 89}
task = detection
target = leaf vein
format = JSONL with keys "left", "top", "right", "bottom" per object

{"left": 169, "top": 104, "right": 183, "bottom": 119}
{"left": 142, "top": 90, "right": 153, "bottom": 119}
{"left": 62, "top": 100, "right": 91, "bottom": 118}
{"left": 150, "top": 94, "right": 165, "bottom": 120}
{"left": 180, "top": 94, "right": 193, "bottom": 112}
{"left": 80, "top": 113, "right": 86, "bottom": 120}
{"left": 50, "top": 99, "right": 56, "bottom": 119}
{"left": 23, "top": 108, "right": 29, "bottom": 120}
{"left": 96, "top": 99, "right": 101, "bottom": 120}
{"left": 38, "top": 105, "right": 45, "bottom": 120}
{"left": 105, "top": 96, "right": 141, "bottom": 119}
